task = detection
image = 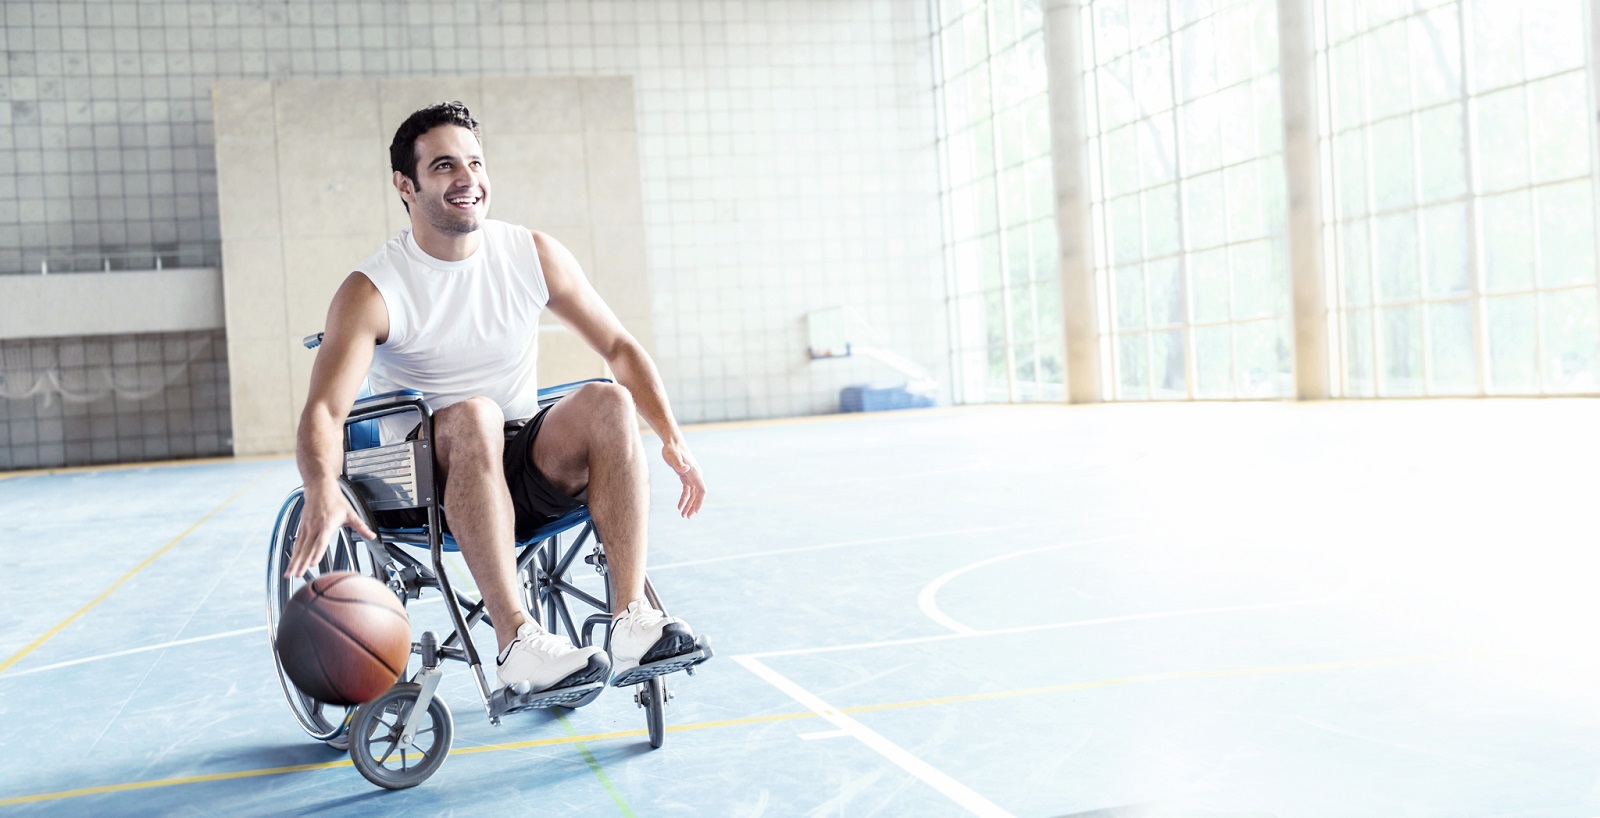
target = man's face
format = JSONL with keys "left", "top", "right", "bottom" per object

{"left": 399, "top": 124, "right": 490, "bottom": 235}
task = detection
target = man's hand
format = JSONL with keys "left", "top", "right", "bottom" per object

{"left": 284, "top": 484, "right": 379, "bottom": 578}
{"left": 662, "top": 440, "right": 706, "bottom": 518}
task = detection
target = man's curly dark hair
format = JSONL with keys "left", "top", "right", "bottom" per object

{"left": 389, "top": 101, "right": 482, "bottom": 212}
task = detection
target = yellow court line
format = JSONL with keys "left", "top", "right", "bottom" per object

{"left": 675, "top": 406, "right": 971, "bottom": 433}
{"left": 0, "top": 760, "right": 356, "bottom": 805}
{"left": 0, "top": 405, "right": 1036, "bottom": 478}
{"left": 0, "top": 471, "right": 271, "bottom": 676}
{"left": 0, "top": 649, "right": 1473, "bottom": 807}
{"left": 0, "top": 452, "right": 290, "bottom": 480}
{"left": 666, "top": 401, "right": 1150, "bottom": 433}
{"left": 0, "top": 405, "right": 986, "bottom": 479}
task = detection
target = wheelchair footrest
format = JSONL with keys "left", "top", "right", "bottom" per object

{"left": 611, "top": 636, "right": 713, "bottom": 688}
{"left": 489, "top": 679, "right": 607, "bottom": 716}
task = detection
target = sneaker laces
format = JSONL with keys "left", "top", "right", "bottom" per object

{"left": 499, "top": 626, "right": 573, "bottom": 665}
{"left": 616, "top": 601, "right": 668, "bottom": 633}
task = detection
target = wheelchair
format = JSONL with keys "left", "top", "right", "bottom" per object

{"left": 266, "top": 334, "right": 712, "bottom": 789}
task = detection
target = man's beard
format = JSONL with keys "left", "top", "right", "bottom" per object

{"left": 417, "top": 195, "right": 482, "bottom": 235}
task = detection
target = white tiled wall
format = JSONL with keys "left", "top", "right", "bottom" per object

{"left": 1, "top": 0, "right": 947, "bottom": 438}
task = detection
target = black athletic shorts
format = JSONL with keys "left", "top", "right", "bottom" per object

{"left": 372, "top": 404, "right": 585, "bottom": 542}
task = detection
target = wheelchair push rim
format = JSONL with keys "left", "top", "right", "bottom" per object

{"left": 265, "top": 481, "right": 390, "bottom": 744}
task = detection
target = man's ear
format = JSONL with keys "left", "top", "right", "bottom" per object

{"left": 392, "top": 170, "right": 414, "bottom": 202}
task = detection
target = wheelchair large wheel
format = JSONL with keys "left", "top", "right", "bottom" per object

{"left": 349, "top": 682, "right": 453, "bottom": 790}
{"left": 638, "top": 676, "right": 667, "bottom": 749}
{"left": 266, "top": 481, "right": 387, "bottom": 747}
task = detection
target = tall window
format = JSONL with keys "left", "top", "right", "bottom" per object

{"left": 935, "top": 0, "right": 1060, "bottom": 403}
{"left": 1084, "top": 0, "right": 1293, "bottom": 400}
{"left": 1319, "top": 0, "right": 1599, "bottom": 395}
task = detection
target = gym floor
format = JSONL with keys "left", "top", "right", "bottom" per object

{"left": 2, "top": 401, "right": 1598, "bottom": 817}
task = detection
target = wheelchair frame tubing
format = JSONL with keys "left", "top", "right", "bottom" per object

{"left": 418, "top": 440, "right": 499, "bottom": 713}
{"left": 345, "top": 391, "right": 499, "bottom": 714}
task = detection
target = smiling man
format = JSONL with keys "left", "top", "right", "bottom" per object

{"left": 285, "top": 101, "right": 706, "bottom": 698}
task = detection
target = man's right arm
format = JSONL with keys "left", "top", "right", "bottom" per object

{"left": 284, "top": 272, "right": 388, "bottom": 578}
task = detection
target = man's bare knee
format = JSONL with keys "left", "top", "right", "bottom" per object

{"left": 435, "top": 397, "right": 505, "bottom": 465}
{"left": 573, "top": 382, "right": 636, "bottom": 433}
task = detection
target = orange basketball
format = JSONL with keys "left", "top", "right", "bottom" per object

{"left": 276, "top": 572, "right": 411, "bottom": 705}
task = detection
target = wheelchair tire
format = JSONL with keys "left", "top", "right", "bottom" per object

{"left": 638, "top": 676, "right": 667, "bottom": 749}
{"left": 266, "top": 481, "right": 388, "bottom": 744}
{"left": 349, "top": 683, "right": 453, "bottom": 790}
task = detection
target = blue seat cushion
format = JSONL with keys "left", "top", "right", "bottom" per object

{"left": 376, "top": 506, "right": 593, "bottom": 552}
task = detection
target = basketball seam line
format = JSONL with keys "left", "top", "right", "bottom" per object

{"left": 302, "top": 601, "right": 408, "bottom": 678}
{"left": 312, "top": 575, "right": 409, "bottom": 621}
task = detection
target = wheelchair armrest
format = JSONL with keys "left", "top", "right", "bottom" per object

{"left": 352, "top": 389, "right": 425, "bottom": 415}
{"left": 537, "top": 378, "right": 613, "bottom": 408}
{"left": 345, "top": 390, "right": 432, "bottom": 451}
{"left": 348, "top": 389, "right": 430, "bottom": 425}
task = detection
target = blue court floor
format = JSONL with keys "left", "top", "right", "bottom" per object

{"left": 3, "top": 400, "right": 1600, "bottom": 816}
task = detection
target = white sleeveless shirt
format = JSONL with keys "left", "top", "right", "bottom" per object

{"left": 356, "top": 219, "right": 549, "bottom": 441}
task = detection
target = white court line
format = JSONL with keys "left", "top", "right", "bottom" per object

{"left": 918, "top": 536, "right": 1128, "bottom": 634}
{"left": 735, "top": 655, "right": 1014, "bottom": 818}
{"left": 649, "top": 523, "right": 1033, "bottom": 571}
{"left": 3, "top": 626, "right": 269, "bottom": 678}
{"left": 744, "top": 597, "right": 1335, "bottom": 660}
{"left": 4, "top": 596, "right": 447, "bottom": 679}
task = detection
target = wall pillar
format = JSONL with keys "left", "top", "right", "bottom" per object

{"left": 1278, "top": 0, "right": 1331, "bottom": 399}
{"left": 1043, "top": 0, "right": 1102, "bottom": 404}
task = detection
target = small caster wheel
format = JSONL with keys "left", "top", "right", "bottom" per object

{"left": 349, "top": 683, "right": 453, "bottom": 789}
{"left": 636, "top": 676, "right": 668, "bottom": 749}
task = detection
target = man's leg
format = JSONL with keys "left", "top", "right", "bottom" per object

{"left": 529, "top": 382, "right": 650, "bottom": 610}
{"left": 431, "top": 398, "right": 527, "bottom": 651}
{"left": 530, "top": 383, "right": 700, "bottom": 684}
{"left": 435, "top": 398, "right": 608, "bottom": 691}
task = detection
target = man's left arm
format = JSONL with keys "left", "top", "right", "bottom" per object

{"left": 533, "top": 229, "right": 706, "bottom": 518}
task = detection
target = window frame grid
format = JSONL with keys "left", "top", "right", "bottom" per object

{"left": 935, "top": 0, "right": 1055, "bottom": 404}
{"left": 1321, "top": 0, "right": 1599, "bottom": 398}
{"left": 1089, "top": 0, "right": 1291, "bottom": 401}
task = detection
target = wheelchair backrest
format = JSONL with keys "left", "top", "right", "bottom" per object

{"left": 348, "top": 381, "right": 382, "bottom": 451}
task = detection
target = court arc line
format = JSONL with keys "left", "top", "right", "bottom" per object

{"left": 734, "top": 654, "right": 1015, "bottom": 818}
{"left": 917, "top": 536, "right": 1129, "bottom": 634}
{"left": 0, "top": 649, "right": 1476, "bottom": 807}
{"left": 0, "top": 471, "right": 271, "bottom": 676}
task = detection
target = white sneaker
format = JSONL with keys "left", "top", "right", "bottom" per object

{"left": 609, "top": 599, "right": 698, "bottom": 686}
{"left": 496, "top": 622, "right": 609, "bottom": 692}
